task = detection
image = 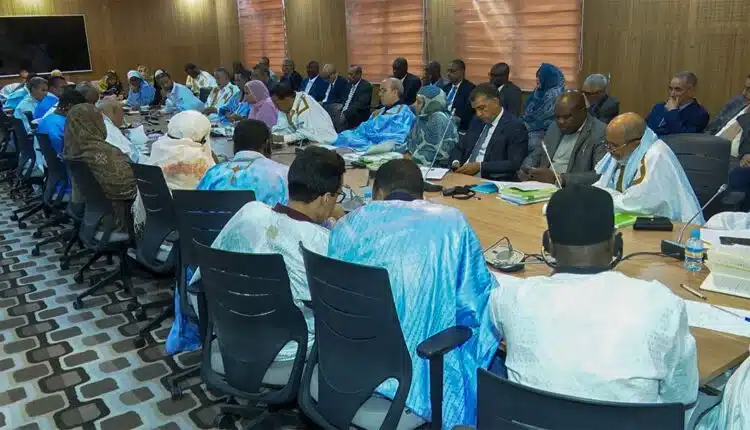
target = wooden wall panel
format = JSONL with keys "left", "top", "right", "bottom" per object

{"left": 285, "top": 0, "right": 348, "bottom": 76}
{"left": 426, "top": 0, "right": 456, "bottom": 75}
{"left": 0, "top": 0, "right": 241, "bottom": 87}
{"left": 581, "top": 0, "right": 750, "bottom": 117}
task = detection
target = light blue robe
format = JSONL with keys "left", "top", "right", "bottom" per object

{"left": 334, "top": 103, "right": 417, "bottom": 151}
{"left": 37, "top": 112, "right": 66, "bottom": 156}
{"left": 327, "top": 199, "right": 501, "bottom": 428}
{"left": 126, "top": 74, "right": 156, "bottom": 107}
{"left": 233, "top": 101, "right": 252, "bottom": 118}
{"left": 14, "top": 94, "right": 40, "bottom": 133}
{"left": 208, "top": 83, "right": 241, "bottom": 117}
{"left": 197, "top": 150, "right": 289, "bottom": 206}
{"left": 164, "top": 82, "right": 204, "bottom": 113}
{"left": 33, "top": 93, "right": 58, "bottom": 119}
{"left": 3, "top": 85, "right": 28, "bottom": 110}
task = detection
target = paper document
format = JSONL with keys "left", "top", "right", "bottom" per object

{"left": 508, "top": 181, "right": 558, "bottom": 192}
{"left": 700, "top": 228, "right": 750, "bottom": 249}
{"left": 364, "top": 140, "right": 396, "bottom": 155}
{"left": 420, "top": 167, "right": 449, "bottom": 180}
{"left": 683, "top": 299, "right": 750, "bottom": 338}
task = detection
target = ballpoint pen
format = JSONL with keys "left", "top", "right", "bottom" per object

{"left": 680, "top": 283, "right": 707, "bottom": 300}
{"left": 709, "top": 303, "right": 750, "bottom": 323}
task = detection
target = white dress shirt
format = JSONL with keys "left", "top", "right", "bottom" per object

{"left": 304, "top": 76, "right": 318, "bottom": 94}
{"left": 551, "top": 119, "right": 586, "bottom": 173}
{"left": 343, "top": 80, "right": 360, "bottom": 111}
{"left": 476, "top": 108, "right": 504, "bottom": 163}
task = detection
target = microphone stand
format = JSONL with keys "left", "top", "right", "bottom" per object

{"left": 660, "top": 184, "right": 727, "bottom": 260}
{"left": 423, "top": 108, "right": 456, "bottom": 192}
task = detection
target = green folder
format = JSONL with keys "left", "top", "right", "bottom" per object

{"left": 614, "top": 212, "right": 641, "bottom": 229}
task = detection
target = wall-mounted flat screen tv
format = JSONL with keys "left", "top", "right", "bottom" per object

{"left": 0, "top": 15, "right": 92, "bottom": 77}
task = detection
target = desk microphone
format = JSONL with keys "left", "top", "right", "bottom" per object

{"left": 660, "top": 183, "right": 727, "bottom": 260}
{"left": 423, "top": 108, "right": 456, "bottom": 192}
{"left": 540, "top": 140, "right": 563, "bottom": 188}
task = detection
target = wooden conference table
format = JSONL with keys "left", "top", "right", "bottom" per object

{"left": 333, "top": 168, "right": 750, "bottom": 384}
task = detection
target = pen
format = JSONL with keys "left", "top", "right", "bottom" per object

{"left": 709, "top": 303, "right": 750, "bottom": 323}
{"left": 680, "top": 283, "right": 707, "bottom": 300}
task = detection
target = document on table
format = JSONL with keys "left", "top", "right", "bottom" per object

{"left": 484, "top": 180, "right": 558, "bottom": 192}
{"left": 420, "top": 167, "right": 449, "bottom": 180}
{"left": 683, "top": 299, "right": 750, "bottom": 338}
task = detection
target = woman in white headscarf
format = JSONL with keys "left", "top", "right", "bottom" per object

{"left": 132, "top": 110, "right": 216, "bottom": 233}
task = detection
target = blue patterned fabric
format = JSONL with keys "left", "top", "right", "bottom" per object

{"left": 33, "top": 93, "right": 58, "bottom": 119}
{"left": 3, "top": 85, "right": 28, "bottom": 110}
{"left": 327, "top": 200, "right": 501, "bottom": 428}
{"left": 196, "top": 151, "right": 289, "bottom": 206}
{"left": 13, "top": 94, "right": 39, "bottom": 133}
{"left": 523, "top": 63, "right": 565, "bottom": 132}
{"left": 126, "top": 72, "right": 156, "bottom": 107}
{"left": 233, "top": 101, "right": 252, "bottom": 118}
{"left": 164, "top": 82, "right": 204, "bottom": 113}
{"left": 334, "top": 104, "right": 417, "bottom": 152}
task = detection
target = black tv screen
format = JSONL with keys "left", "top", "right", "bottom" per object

{"left": 0, "top": 15, "right": 92, "bottom": 77}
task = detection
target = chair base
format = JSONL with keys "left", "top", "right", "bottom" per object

{"left": 72, "top": 251, "right": 136, "bottom": 311}
{"left": 167, "top": 365, "right": 201, "bottom": 400}
{"left": 133, "top": 302, "right": 174, "bottom": 348}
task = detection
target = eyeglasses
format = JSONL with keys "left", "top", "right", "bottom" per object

{"left": 607, "top": 137, "right": 640, "bottom": 153}
{"left": 336, "top": 190, "right": 346, "bottom": 203}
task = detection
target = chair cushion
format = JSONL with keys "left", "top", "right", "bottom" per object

{"left": 210, "top": 338, "right": 298, "bottom": 386}
{"left": 309, "top": 365, "right": 426, "bottom": 430}
{"left": 94, "top": 230, "right": 130, "bottom": 243}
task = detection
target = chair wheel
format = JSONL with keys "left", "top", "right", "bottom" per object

{"left": 9, "top": 214, "right": 18, "bottom": 221}
{"left": 135, "top": 310, "right": 147, "bottom": 321}
{"left": 60, "top": 261, "right": 69, "bottom": 270}
{"left": 32, "top": 231, "right": 42, "bottom": 238}
{"left": 31, "top": 248, "right": 40, "bottom": 257}
{"left": 133, "top": 337, "right": 146, "bottom": 348}
{"left": 73, "top": 273, "right": 84, "bottom": 284}
{"left": 170, "top": 384, "right": 183, "bottom": 401}
{"left": 213, "top": 413, "right": 235, "bottom": 429}
{"left": 72, "top": 299, "right": 83, "bottom": 310}
{"left": 18, "top": 222, "right": 26, "bottom": 229}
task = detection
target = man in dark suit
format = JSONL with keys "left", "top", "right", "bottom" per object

{"left": 301, "top": 61, "right": 328, "bottom": 102}
{"left": 443, "top": 59, "right": 476, "bottom": 132}
{"left": 392, "top": 57, "right": 421, "bottom": 105}
{"left": 582, "top": 73, "right": 620, "bottom": 124}
{"left": 645, "top": 71, "right": 709, "bottom": 136}
{"left": 728, "top": 114, "right": 750, "bottom": 210}
{"left": 280, "top": 58, "right": 302, "bottom": 91}
{"left": 423, "top": 60, "right": 449, "bottom": 87}
{"left": 520, "top": 91, "right": 607, "bottom": 187}
{"left": 450, "top": 83, "right": 528, "bottom": 181}
{"left": 489, "top": 62, "right": 522, "bottom": 117}
{"left": 341, "top": 65, "right": 373, "bottom": 130}
{"left": 320, "top": 63, "right": 348, "bottom": 104}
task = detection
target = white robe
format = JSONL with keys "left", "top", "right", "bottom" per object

{"left": 696, "top": 354, "right": 750, "bottom": 430}
{"left": 490, "top": 271, "right": 699, "bottom": 427}
{"left": 272, "top": 92, "right": 337, "bottom": 144}
{"left": 715, "top": 105, "right": 749, "bottom": 158}
{"left": 103, "top": 115, "right": 139, "bottom": 163}
{"left": 594, "top": 139, "right": 703, "bottom": 224}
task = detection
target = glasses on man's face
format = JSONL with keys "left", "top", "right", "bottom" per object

{"left": 336, "top": 190, "right": 346, "bottom": 203}
{"left": 607, "top": 138, "right": 639, "bottom": 153}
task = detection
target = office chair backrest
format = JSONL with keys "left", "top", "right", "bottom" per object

{"left": 171, "top": 189, "right": 255, "bottom": 269}
{"left": 199, "top": 88, "right": 212, "bottom": 103}
{"left": 194, "top": 241, "right": 308, "bottom": 397}
{"left": 662, "top": 133, "right": 730, "bottom": 216}
{"left": 299, "top": 245, "right": 413, "bottom": 430}
{"left": 66, "top": 160, "right": 118, "bottom": 247}
{"left": 131, "top": 163, "right": 179, "bottom": 272}
{"left": 476, "top": 369, "right": 685, "bottom": 430}
{"left": 10, "top": 118, "right": 36, "bottom": 178}
{"left": 36, "top": 133, "right": 68, "bottom": 206}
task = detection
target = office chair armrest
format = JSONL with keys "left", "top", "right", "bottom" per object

{"left": 721, "top": 191, "right": 746, "bottom": 207}
{"left": 416, "top": 325, "right": 472, "bottom": 360}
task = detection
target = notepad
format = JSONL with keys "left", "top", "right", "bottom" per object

{"left": 499, "top": 187, "right": 557, "bottom": 205}
{"left": 683, "top": 299, "right": 750, "bottom": 338}
{"left": 420, "top": 167, "right": 449, "bottom": 180}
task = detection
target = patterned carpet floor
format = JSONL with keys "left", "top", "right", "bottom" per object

{"left": 0, "top": 187, "right": 306, "bottom": 430}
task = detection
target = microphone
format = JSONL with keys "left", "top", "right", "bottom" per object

{"left": 423, "top": 108, "right": 456, "bottom": 192}
{"left": 540, "top": 140, "right": 563, "bottom": 188}
{"left": 660, "top": 183, "right": 727, "bottom": 260}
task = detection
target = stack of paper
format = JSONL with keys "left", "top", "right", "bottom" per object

{"left": 499, "top": 182, "right": 557, "bottom": 205}
{"left": 683, "top": 299, "right": 750, "bottom": 338}
{"left": 420, "top": 167, "right": 449, "bottom": 180}
{"left": 614, "top": 212, "right": 641, "bottom": 229}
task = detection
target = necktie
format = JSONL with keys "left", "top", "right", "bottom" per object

{"left": 323, "top": 83, "right": 332, "bottom": 103}
{"left": 447, "top": 85, "right": 457, "bottom": 106}
{"left": 343, "top": 84, "right": 357, "bottom": 111}
{"left": 469, "top": 125, "right": 490, "bottom": 163}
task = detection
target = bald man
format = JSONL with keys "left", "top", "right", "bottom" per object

{"left": 521, "top": 91, "right": 607, "bottom": 187}
{"left": 96, "top": 98, "right": 140, "bottom": 162}
{"left": 334, "top": 77, "right": 416, "bottom": 151}
{"left": 593, "top": 113, "right": 702, "bottom": 223}
{"left": 319, "top": 63, "right": 348, "bottom": 105}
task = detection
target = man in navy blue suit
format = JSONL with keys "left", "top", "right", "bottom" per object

{"left": 392, "top": 57, "right": 421, "bottom": 105}
{"left": 645, "top": 71, "right": 709, "bottom": 136}
{"left": 301, "top": 61, "right": 328, "bottom": 102}
{"left": 443, "top": 59, "right": 476, "bottom": 132}
{"left": 320, "top": 64, "right": 348, "bottom": 105}
{"left": 450, "top": 83, "right": 528, "bottom": 181}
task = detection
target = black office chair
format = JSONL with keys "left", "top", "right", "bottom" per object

{"left": 129, "top": 163, "right": 179, "bottom": 348}
{"left": 30, "top": 134, "right": 70, "bottom": 255}
{"left": 0, "top": 105, "right": 16, "bottom": 174}
{"left": 299, "top": 245, "right": 473, "bottom": 430}
{"left": 194, "top": 241, "right": 308, "bottom": 429}
{"left": 663, "top": 133, "right": 746, "bottom": 219}
{"left": 9, "top": 119, "right": 45, "bottom": 223}
{"left": 167, "top": 189, "right": 255, "bottom": 399}
{"left": 471, "top": 368, "right": 684, "bottom": 430}
{"left": 199, "top": 88, "right": 212, "bottom": 103}
{"left": 66, "top": 160, "right": 136, "bottom": 311}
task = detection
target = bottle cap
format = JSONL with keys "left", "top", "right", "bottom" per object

{"left": 691, "top": 229, "right": 700, "bottom": 239}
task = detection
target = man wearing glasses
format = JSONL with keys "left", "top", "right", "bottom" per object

{"left": 581, "top": 73, "right": 620, "bottom": 124}
{"left": 593, "top": 112, "right": 703, "bottom": 223}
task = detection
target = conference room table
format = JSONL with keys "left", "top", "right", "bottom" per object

{"left": 143, "top": 113, "right": 750, "bottom": 385}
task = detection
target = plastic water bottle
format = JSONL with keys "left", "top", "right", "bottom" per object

{"left": 684, "top": 229, "right": 704, "bottom": 272}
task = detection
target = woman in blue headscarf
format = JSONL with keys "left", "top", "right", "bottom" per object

{"left": 522, "top": 63, "right": 565, "bottom": 167}
{"left": 402, "top": 85, "right": 458, "bottom": 167}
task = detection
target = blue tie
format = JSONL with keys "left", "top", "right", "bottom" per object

{"left": 469, "top": 125, "right": 490, "bottom": 162}
{"left": 447, "top": 86, "right": 457, "bottom": 105}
